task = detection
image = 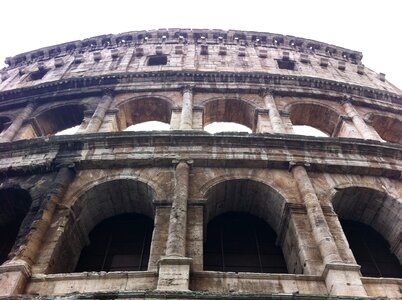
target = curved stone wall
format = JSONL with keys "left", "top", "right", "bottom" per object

{"left": 0, "top": 29, "right": 401, "bottom": 299}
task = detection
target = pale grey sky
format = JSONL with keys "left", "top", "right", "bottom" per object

{"left": 1, "top": 0, "right": 401, "bottom": 89}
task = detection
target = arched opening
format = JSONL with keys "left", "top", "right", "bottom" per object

{"left": 204, "top": 179, "right": 289, "bottom": 273}
{"left": 370, "top": 115, "right": 402, "bottom": 144}
{"left": 332, "top": 186, "right": 402, "bottom": 276}
{"left": 117, "top": 98, "right": 172, "bottom": 131}
{"left": 0, "top": 116, "right": 11, "bottom": 134}
{"left": 204, "top": 212, "right": 287, "bottom": 273}
{"left": 289, "top": 103, "right": 340, "bottom": 137}
{"left": 124, "top": 121, "right": 170, "bottom": 131}
{"left": 292, "top": 125, "right": 329, "bottom": 137}
{"left": 203, "top": 99, "right": 255, "bottom": 133}
{"left": 47, "top": 179, "right": 155, "bottom": 274}
{"left": 341, "top": 220, "right": 402, "bottom": 278}
{"left": 35, "top": 104, "right": 85, "bottom": 136}
{"left": 55, "top": 125, "right": 80, "bottom": 136}
{"left": 204, "top": 122, "right": 252, "bottom": 134}
{"left": 75, "top": 213, "right": 153, "bottom": 272}
{"left": 0, "top": 188, "right": 31, "bottom": 264}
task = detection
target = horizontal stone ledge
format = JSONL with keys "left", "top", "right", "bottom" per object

{"left": 13, "top": 290, "right": 381, "bottom": 300}
{"left": 0, "top": 133, "right": 400, "bottom": 178}
{"left": 0, "top": 71, "right": 400, "bottom": 106}
{"left": 30, "top": 270, "right": 157, "bottom": 282}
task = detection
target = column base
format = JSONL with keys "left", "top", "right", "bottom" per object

{"left": 0, "top": 260, "right": 31, "bottom": 296}
{"left": 323, "top": 263, "right": 367, "bottom": 297}
{"left": 157, "top": 256, "right": 192, "bottom": 291}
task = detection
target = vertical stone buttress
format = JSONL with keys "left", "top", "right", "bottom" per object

{"left": 0, "top": 165, "right": 75, "bottom": 296}
{"left": 84, "top": 90, "right": 114, "bottom": 133}
{"left": 180, "top": 86, "right": 193, "bottom": 130}
{"left": 157, "top": 160, "right": 192, "bottom": 291}
{"left": 341, "top": 97, "right": 380, "bottom": 140}
{"left": 263, "top": 90, "right": 287, "bottom": 134}
{"left": 0, "top": 102, "right": 35, "bottom": 142}
{"left": 264, "top": 91, "right": 367, "bottom": 296}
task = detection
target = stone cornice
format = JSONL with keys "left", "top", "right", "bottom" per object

{"left": 0, "top": 71, "right": 400, "bottom": 111}
{"left": 0, "top": 132, "right": 400, "bottom": 179}
{"left": 4, "top": 29, "right": 362, "bottom": 69}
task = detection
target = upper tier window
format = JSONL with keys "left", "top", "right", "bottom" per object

{"left": 147, "top": 55, "right": 168, "bottom": 66}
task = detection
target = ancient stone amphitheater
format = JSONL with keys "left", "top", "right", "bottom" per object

{"left": 0, "top": 29, "right": 401, "bottom": 299}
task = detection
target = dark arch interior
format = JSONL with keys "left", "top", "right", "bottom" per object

{"left": 370, "top": 115, "right": 402, "bottom": 144}
{"left": 75, "top": 213, "right": 153, "bottom": 272}
{"left": 0, "top": 188, "right": 31, "bottom": 264}
{"left": 0, "top": 116, "right": 11, "bottom": 133}
{"left": 35, "top": 104, "right": 85, "bottom": 136}
{"left": 341, "top": 220, "right": 402, "bottom": 278}
{"left": 204, "top": 212, "right": 288, "bottom": 273}
{"left": 117, "top": 98, "right": 172, "bottom": 130}
{"left": 289, "top": 103, "right": 339, "bottom": 136}
{"left": 204, "top": 99, "right": 255, "bottom": 131}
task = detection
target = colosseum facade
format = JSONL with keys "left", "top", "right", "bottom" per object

{"left": 0, "top": 29, "right": 401, "bottom": 299}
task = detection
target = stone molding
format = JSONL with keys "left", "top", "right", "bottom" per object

{"left": 0, "top": 71, "right": 400, "bottom": 108}
{"left": 4, "top": 29, "right": 362, "bottom": 69}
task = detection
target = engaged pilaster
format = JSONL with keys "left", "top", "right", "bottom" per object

{"left": 0, "top": 101, "right": 35, "bottom": 142}
{"left": 291, "top": 163, "right": 367, "bottom": 296}
{"left": 261, "top": 89, "right": 286, "bottom": 134}
{"left": 0, "top": 165, "right": 75, "bottom": 296}
{"left": 157, "top": 160, "right": 192, "bottom": 291}
{"left": 84, "top": 89, "right": 114, "bottom": 133}
{"left": 341, "top": 97, "right": 380, "bottom": 140}
{"left": 180, "top": 86, "right": 194, "bottom": 130}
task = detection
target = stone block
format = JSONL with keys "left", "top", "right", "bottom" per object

{"left": 157, "top": 256, "right": 192, "bottom": 291}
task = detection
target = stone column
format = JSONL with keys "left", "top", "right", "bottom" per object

{"left": 0, "top": 165, "right": 75, "bottom": 296}
{"left": 291, "top": 163, "right": 367, "bottom": 297}
{"left": 261, "top": 89, "right": 286, "bottom": 134}
{"left": 0, "top": 102, "right": 35, "bottom": 142}
{"left": 157, "top": 160, "right": 192, "bottom": 291}
{"left": 84, "top": 90, "right": 114, "bottom": 133}
{"left": 255, "top": 109, "right": 272, "bottom": 133}
{"left": 341, "top": 97, "right": 379, "bottom": 140}
{"left": 291, "top": 164, "right": 341, "bottom": 265}
{"left": 180, "top": 86, "right": 194, "bottom": 130}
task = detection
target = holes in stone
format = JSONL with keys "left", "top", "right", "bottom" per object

{"left": 29, "top": 69, "right": 48, "bottom": 81}
{"left": 147, "top": 55, "right": 168, "bottom": 66}
{"left": 341, "top": 220, "right": 402, "bottom": 278}
{"left": 277, "top": 59, "right": 295, "bottom": 70}
{"left": 74, "top": 213, "right": 153, "bottom": 272}
{"left": 204, "top": 212, "right": 288, "bottom": 273}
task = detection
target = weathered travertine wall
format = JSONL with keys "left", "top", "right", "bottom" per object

{"left": 0, "top": 29, "right": 401, "bottom": 299}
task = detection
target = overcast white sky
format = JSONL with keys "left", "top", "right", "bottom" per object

{"left": 1, "top": 0, "right": 401, "bottom": 89}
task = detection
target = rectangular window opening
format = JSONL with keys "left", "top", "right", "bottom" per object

{"left": 277, "top": 59, "right": 296, "bottom": 70}
{"left": 29, "top": 69, "right": 48, "bottom": 81}
{"left": 147, "top": 55, "right": 168, "bottom": 66}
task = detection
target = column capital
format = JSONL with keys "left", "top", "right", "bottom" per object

{"left": 338, "top": 95, "right": 352, "bottom": 105}
{"left": 288, "top": 161, "right": 311, "bottom": 171}
{"left": 102, "top": 88, "right": 114, "bottom": 97}
{"left": 172, "top": 159, "right": 194, "bottom": 168}
{"left": 181, "top": 85, "right": 194, "bottom": 95}
{"left": 55, "top": 162, "right": 76, "bottom": 172}
{"left": 259, "top": 88, "right": 274, "bottom": 97}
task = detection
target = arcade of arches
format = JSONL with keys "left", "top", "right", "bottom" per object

{"left": 3, "top": 93, "right": 401, "bottom": 142}
{"left": 1, "top": 177, "right": 399, "bottom": 278}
